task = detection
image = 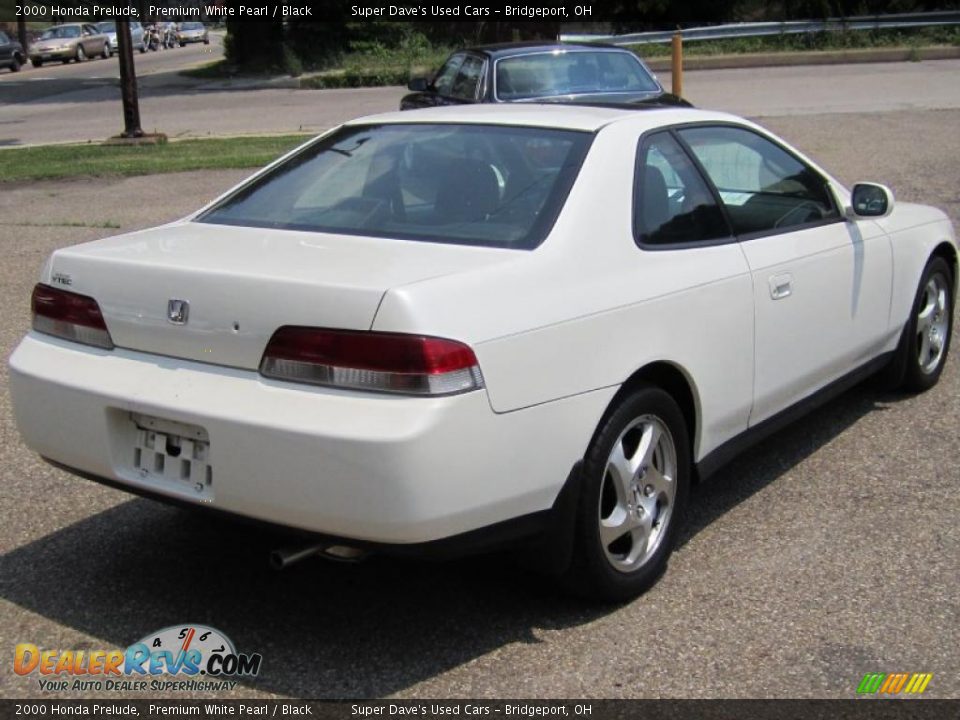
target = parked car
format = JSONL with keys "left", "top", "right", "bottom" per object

{"left": 95, "top": 21, "right": 147, "bottom": 55}
{"left": 30, "top": 24, "right": 108, "bottom": 66}
{"left": 177, "top": 21, "right": 210, "bottom": 46}
{"left": 9, "top": 105, "right": 955, "bottom": 600}
{"left": 0, "top": 29, "right": 25, "bottom": 72}
{"left": 401, "top": 42, "right": 681, "bottom": 110}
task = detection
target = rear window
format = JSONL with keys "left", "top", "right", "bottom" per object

{"left": 198, "top": 124, "right": 592, "bottom": 250}
{"left": 496, "top": 50, "right": 660, "bottom": 100}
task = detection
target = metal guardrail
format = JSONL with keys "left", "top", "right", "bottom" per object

{"left": 560, "top": 10, "right": 960, "bottom": 45}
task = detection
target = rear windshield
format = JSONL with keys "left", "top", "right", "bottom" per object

{"left": 197, "top": 123, "right": 592, "bottom": 250}
{"left": 496, "top": 50, "right": 660, "bottom": 100}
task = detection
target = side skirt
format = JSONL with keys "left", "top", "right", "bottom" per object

{"left": 695, "top": 351, "right": 893, "bottom": 481}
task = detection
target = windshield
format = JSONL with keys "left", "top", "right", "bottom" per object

{"left": 496, "top": 50, "right": 660, "bottom": 100}
{"left": 97, "top": 22, "right": 116, "bottom": 32}
{"left": 41, "top": 26, "right": 81, "bottom": 40}
{"left": 181, "top": 22, "right": 203, "bottom": 30}
{"left": 198, "top": 124, "right": 591, "bottom": 250}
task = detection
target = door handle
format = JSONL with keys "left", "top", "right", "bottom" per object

{"left": 769, "top": 273, "right": 793, "bottom": 300}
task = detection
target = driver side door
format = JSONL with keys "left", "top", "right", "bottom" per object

{"left": 678, "top": 124, "right": 892, "bottom": 426}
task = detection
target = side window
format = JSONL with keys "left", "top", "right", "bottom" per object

{"left": 450, "top": 56, "right": 485, "bottom": 100}
{"left": 432, "top": 54, "right": 465, "bottom": 96}
{"left": 634, "top": 132, "right": 729, "bottom": 247}
{"left": 679, "top": 125, "right": 839, "bottom": 236}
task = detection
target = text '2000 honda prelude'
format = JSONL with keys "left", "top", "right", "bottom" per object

{"left": 9, "top": 105, "right": 956, "bottom": 600}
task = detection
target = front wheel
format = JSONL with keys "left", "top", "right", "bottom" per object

{"left": 562, "top": 385, "right": 690, "bottom": 601}
{"left": 102, "top": 42, "right": 111, "bottom": 58}
{"left": 898, "top": 256, "right": 954, "bottom": 392}
{"left": 10, "top": 55, "right": 21, "bottom": 72}
{"left": 75, "top": 45, "right": 86, "bottom": 62}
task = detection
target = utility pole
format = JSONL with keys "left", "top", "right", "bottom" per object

{"left": 16, "top": 17, "right": 28, "bottom": 55}
{"left": 115, "top": 19, "right": 143, "bottom": 138}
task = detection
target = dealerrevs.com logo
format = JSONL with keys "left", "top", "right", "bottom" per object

{"left": 14, "top": 624, "right": 262, "bottom": 692}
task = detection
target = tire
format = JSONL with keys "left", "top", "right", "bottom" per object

{"left": 139, "top": 43, "right": 146, "bottom": 54}
{"left": 31, "top": 58, "right": 43, "bottom": 67}
{"left": 894, "top": 256, "right": 954, "bottom": 392}
{"left": 76, "top": 45, "right": 85, "bottom": 62}
{"left": 10, "top": 55, "right": 21, "bottom": 72}
{"left": 562, "top": 385, "right": 691, "bottom": 602}
{"left": 102, "top": 42, "right": 111, "bottom": 59}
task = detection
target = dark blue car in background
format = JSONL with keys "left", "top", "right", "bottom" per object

{"left": 401, "top": 42, "right": 688, "bottom": 110}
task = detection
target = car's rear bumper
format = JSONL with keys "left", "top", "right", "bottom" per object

{"left": 9, "top": 333, "right": 612, "bottom": 545}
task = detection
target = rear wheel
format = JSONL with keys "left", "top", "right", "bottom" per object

{"left": 562, "top": 385, "right": 690, "bottom": 602}
{"left": 899, "top": 256, "right": 954, "bottom": 392}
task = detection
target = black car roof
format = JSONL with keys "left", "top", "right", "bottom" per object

{"left": 465, "top": 41, "right": 623, "bottom": 58}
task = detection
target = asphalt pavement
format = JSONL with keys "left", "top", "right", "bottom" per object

{"left": 2, "top": 53, "right": 960, "bottom": 144}
{"left": 1, "top": 102, "right": 958, "bottom": 699}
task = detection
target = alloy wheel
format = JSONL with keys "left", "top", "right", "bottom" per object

{"left": 916, "top": 273, "right": 950, "bottom": 374}
{"left": 598, "top": 414, "right": 677, "bottom": 573}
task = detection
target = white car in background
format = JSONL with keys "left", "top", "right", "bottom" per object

{"left": 95, "top": 21, "right": 147, "bottom": 55}
{"left": 9, "top": 105, "right": 956, "bottom": 600}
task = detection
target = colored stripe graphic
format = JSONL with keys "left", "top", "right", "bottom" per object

{"left": 857, "top": 673, "right": 886, "bottom": 694}
{"left": 858, "top": 672, "right": 932, "bottom": 694}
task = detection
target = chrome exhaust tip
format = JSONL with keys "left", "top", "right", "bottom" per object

{"left": 269, "top": 544, "right": 325, "bottom": 571}
{"left": 270, "top": 543, "right": 369, "bottom": 570}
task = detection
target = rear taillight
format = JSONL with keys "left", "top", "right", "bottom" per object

{"left": 31, "top": 283, "right": 114, "bottom": 350}
{"left": 260, "top": 326, "right": 484, "bottom": 396}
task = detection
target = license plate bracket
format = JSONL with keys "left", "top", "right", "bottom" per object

{"left": 129, "top": 413, "right": 213, "bottom": 501}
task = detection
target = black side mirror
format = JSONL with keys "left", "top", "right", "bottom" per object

{"left": 848, "top": 183, "right": 894, "bottom": 219}
{"left": 407, "top": 77, "right": 429, "bottom": 92}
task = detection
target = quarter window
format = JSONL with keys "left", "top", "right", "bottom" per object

{"left": 634, "top": 132, "right": 729, "bottom": 247}
{"left": 679, "top": 126, "right": 839, "bottom": 236}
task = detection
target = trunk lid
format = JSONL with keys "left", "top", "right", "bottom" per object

{"left": 47, "top": 222, "right": 515, "bottom": 370}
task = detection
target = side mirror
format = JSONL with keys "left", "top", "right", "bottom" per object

{"left": 848, "top": 183, "right": 894, "bottom": 219}
{"left": 407, "top": 77, "right": 429, "bottom": 92}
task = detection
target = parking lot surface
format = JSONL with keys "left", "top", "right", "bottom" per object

{"left": 0, "top": 108, "right": 958, "bottom": 699}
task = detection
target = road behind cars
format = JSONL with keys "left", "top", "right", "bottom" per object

{"left": 1, "top": 58, "right": 959, "bottom": 146}
{"left": 0, "top": 109, "right": 958, "bottom": 699}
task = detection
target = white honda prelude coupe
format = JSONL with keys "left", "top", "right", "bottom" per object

{"left": 9, "top": 105, "right": 956, "bottom": 600}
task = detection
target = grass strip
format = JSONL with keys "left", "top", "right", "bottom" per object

{"left": 0, "top": 135, "right": 312, "bottom": 183}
